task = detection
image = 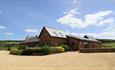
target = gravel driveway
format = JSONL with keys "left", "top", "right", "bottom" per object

{"left": 0, "top": 51, "right": 115, "bottom": 70}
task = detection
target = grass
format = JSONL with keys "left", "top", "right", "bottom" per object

{"left": 0, "top": 40, "right": 23, "bottom": 50}
{"left": 0, "top": 40, "right": 22, "bottom": 44}
{"left": 103, "top": 43, "right": 115, "bottom": 48}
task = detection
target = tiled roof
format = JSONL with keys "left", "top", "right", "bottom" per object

{"left": 67, "top": 35, "right": 100, "bottom": 42}
{"left": 45, "top": 27, "right": 66, "bottom": 38}
{"left": 24, "top": 35, "right": 39, "bottom": 43}
{"left": 84, "top": 35, "right": 95, "bottom": 39}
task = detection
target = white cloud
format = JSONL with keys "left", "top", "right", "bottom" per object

{"left": 98, "top": 25, "right": 115, "bottom": 39}
{"left": 57, "top": 9, "right": 114, "bottom": 28}
{"left": 96, "top": 18, "right": 114, "bottom": 26}
{"left": 5, "top": 32, "right": 14, "bottom": 36}
{"left": 66, "top": 24, "right": 115, "bottom": 39}
{"left": 58, "top": 9, "right": 115, "bottom": 39}
{"left": 25, "top": 29, "right": 38, "bottom": 33}
{"left": 98, "top": 32, "right": 115, "bottom": 39}
{"left": 88, "top": 31, "right": 115, "bottom": 39}
{"left": 0, "top": 25, "right": 6, "bottom": 29}
{"left": 63, "top": 8, "right": 79, "bottom": 15}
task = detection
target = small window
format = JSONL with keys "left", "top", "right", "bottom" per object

{"left": 55, "top": 42, "right": 59, "bottom": 46}
{"left": 55, "top": 43, "right": 57, "bottom": 46}
{"left": 83, "top": 42, "right": 89, "bottom": 48}
{"left": 84, "top": 42, "right": 88, "bottom": 45}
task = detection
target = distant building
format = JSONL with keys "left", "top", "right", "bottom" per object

{"left": 23, "top": 35, "right": 40, "bottom": 46}
{"left": 23, "top": 26, "right": 102, "bottom": 50}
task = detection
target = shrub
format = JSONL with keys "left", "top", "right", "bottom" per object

{"left": 49, "top": 46, "right": 65, "bottom": 54}
{"left": 0, "top": 46, "right": 11, "bottom": 50}
{"left": 41, "top": 45, "right": 50, "bottom": 55}
{"left": 30, "top": 47, "right": 41, "bottom": 53}
{"left": 56, "top": 46, "right": 65, "bottom": 53}
{"left": 49, "top": 47, "right": 57, "bottom": 54}
{"left": 35, "top": 44, "right": 40, "bottom": 47}
{"left": 61, "top": 45, "right": 70, "bottom": 51}
{"left": 21, "top": 47, "right": 41, "bottom": 55}
{"left": 10, "top": 48, "right": 22, "bottom": 55}
{"left": 18, "top": 45, "right": 26, "bottom": 50}
{"left": 0, "top": 46, "right": 7, "bottom": 50}
{"left": 21, "top": 48, "right": 33, "bottom": 55}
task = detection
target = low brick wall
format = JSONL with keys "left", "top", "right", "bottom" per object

{"left": 79, "top": 48, "right": 115, "bottom": 53}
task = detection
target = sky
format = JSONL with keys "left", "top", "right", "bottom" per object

{"left": 0, "top": 0, "right": 115, "bottom": 40}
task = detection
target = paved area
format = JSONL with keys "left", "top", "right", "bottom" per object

{"left": 0, "top": 51, "right": 115, "bottom": 70}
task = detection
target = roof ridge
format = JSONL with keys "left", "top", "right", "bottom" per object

{"left": 67, "top": 34, "right": 100, "bottom": 42}
{"left": 44, "top": 26, "right": 65, "bottom": 32}
{"left": 43, "top": 26, "right": 66, "bottom": 38}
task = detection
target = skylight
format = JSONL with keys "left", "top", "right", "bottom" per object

{"left": 53, "top": 32, "right": 58, "bottom": 36}
{"left": 59, "top": 33, "right": 64, "bottom": 37}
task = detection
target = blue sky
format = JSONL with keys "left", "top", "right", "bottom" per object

{"left": 0, "top": 0, "right": 115, "bottom": 40}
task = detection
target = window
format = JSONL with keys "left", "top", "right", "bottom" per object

{"left": 55, "top": 42, "right": 60, "bottom": 46}
{"left": 84, "top": 42, "right": 88, "bottom": 45}
{"left": 83, "top": 42, "right": 89, "bottom": 48}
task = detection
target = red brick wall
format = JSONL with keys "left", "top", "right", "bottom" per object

{"left": 67, "top": 36, "right": 102, "bottom": 51}
{"left": 67, "top": 37, "right": 81, "bottom": 50}
{"left": 39, "top": 28, "right": 66, "bottom": 46}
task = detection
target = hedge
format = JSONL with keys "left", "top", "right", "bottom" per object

{"left": 79, "top": 48, "right": 115, "bottom": 53}
{"left": 21, "top": 48, "right": 41, "bottom": 55}
{"left": 18, "top": 45, "right": 26, "bottom": 50}
{"left": 9, "top": 45, "right": 67, "bottom": 55}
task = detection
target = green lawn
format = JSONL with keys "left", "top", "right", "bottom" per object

{"left": 103, "top": 43, "right": 115, "bottom": 48}
{"left": 0, "top": 40, "right": 22, "bottom": 44}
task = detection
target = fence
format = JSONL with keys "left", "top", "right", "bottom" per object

{"left": 79, "top": 48, "right": 115, "bottom": 53}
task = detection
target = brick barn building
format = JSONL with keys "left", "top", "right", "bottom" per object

{"left": 23, "top": 26, "right": 102, "bottom": 50}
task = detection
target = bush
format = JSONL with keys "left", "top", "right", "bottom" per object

{"left": 0, "top": 45, "right": 11, "bottom": 50}
{"left": 10, "top": 48, "right": 22, "bottom": 55}
{"left": 56, "top": 46, "right": 65, "bottom": 53}
{"left": 30, "top": 47, "right": 41, "bottom": 53}
{"left": 18, "top": 45, "right": 26, "bottom": 50}
{"left": 9, "top": 44, "right": 27, "bottom": 51}
{"left": 61, "top": 45, "right": 70, "bottom": 51}
{"left": 21, "top": 47, "right": 41, "bottom": 55}
{"left": 35, "top": 44, "right": 40, "bottom": 47}
{"left": 49, "top": 46, "right": 65, "bottom": 54}
{"left": 9, "top": 45, "right": 66, "bottom": 55}
{"left": 41, "top": 46, "right": 50, "bottom": 55}
{"left": 49, "top": 47, "right": 57, "bottom": 54}
{"left": 21, "top": 48, "right": 33, "bottom": 55}
{"left": 0, "top": 46, "right": 8, "bottom": 50}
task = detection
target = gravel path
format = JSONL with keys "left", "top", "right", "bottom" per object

{"left": 0, "top": 51, "right": 115, "bottom": 70}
